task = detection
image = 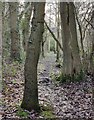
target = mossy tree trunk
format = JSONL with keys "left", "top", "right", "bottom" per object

{"left": 21, "top": 2, "right": 45, "bottom": 112}
{"left": 9, "top": 2, "right": 21, "bottom": 61}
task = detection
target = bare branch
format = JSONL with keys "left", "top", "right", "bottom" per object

{"left": 44, "top": 20, "right": 63, "bottom": 51}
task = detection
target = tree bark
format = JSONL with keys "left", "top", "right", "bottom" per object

{"left": 21, "top": 2, "right": 45, "bottom": 112}
{"left": 0, "top": 2, "right": 2, "bottom": 91}
{"left": 60, "top": 2, "right": 81, "bottom": 76}
{"left": 22, "top": 2, "right": 33, "bottom": 52}
{"left": 69, "top": 2, "right": 81, "bottom": 74}
{"left": 60, "top": 2, "right": 73, "bottom": 75}
{"left": 56, "top": 4, "right": 60, "bottom": 62}
{"left": 9, "top": 2, "right": 20, "bottom": 61}
{"left": 75, "top": 9, "right": 84, "bottom": 58}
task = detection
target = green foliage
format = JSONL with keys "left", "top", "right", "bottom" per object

{"left": 16, "top": 107, "right": 29, "bottom": 118}
{"left": 40, "top": 104, "right": 55, "bottom": 119}
{"left": 74, "top": 70, "right": 84, "bottom": 82}
{"left": 41, "top": 111, "right": 55, "bottom": 119}
{"left": 55, "top": 70, "right": 84, "bottom": 83}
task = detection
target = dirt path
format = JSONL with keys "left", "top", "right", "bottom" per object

{"left": 2, "top": 52, "right": 93, "bottom": 119}
{"left": 38, "top": 52, "right": 59, "bottom": 77}
{"left": 38, "top": 52, "right": 93, "bottom": 119}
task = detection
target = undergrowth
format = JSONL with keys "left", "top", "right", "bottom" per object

{"left": 54, "top": 70, "right": 85, "bottom": 83}
{"left": 40, "top": 104, "right": 55, "bottom": 119}
{"left": 16, "top": 106, "right": 29, "bottom": 118}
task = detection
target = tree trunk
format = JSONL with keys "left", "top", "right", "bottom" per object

{"left": 75, "top": 8, "right": 84, "bottom": 58}
{"left": 89, "top": 8, "right": 94, "bottom": 113}
{"left": 42, "top": 27, "right": 48, "bottom": 56}
{"left": 60, "top": 2, "right": 81, "bottom": 76}
{"left": 60, "top": 2, "right": 73, "bottom": 75}
{"left": 89, "top": 5, "right": 94, "bottom": 74}
{"left": 69, "top": 2, "right": 81, "bottom": 74}
{"left": 41, "top": 39, "right": 46, "bottom": 58}
{"left": 9, "top": 2, "right": 20, "bottom": 61}
{"left": 0, "top": 2, "right": 2, "bottom": 91}
{"left": 56, "top": 4, "right": 60, "bottom": 62}
{"left": 22, "top": 2, "right": 33, "bottom": 52}
{"left": 21, "top": 2, "right": 45, "bottom": 112}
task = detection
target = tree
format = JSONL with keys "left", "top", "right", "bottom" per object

{"left": 90, "top": 5, "right": 94, "bottom": 114}
{"left": 89, "top": 5, "right": 94, "bottom": 73}
{"left": 0, "top": 1, "right": 2, "bottom": 91}
{"left": 9, "top": 2, "right": 20, "bottom": 61}
{"left": 21, "top": 2, "right": 45, "bottom": 111}
{"left": 60, "top": 2, "right": 73, "bottom": 75}
{"left": 21, "top": 2, "right": 33, "bottom": 52}
{"left": 41, "top": 28, "right": 47, "bottom": 58}
{"left": 60, "top": 2, "right": 81, "bottom": 77}
{"left": 55, "top": 3, "right": 60, "bottom": 62}
{"left": 69, "top": 2, "right": 81, "bottom": 74}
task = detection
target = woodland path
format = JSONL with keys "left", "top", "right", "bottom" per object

{"left": 38, "top": 52, "right": 93, "bottom": 119}
{"left": 1, "top": 52, "right": 93, "bottom": 119}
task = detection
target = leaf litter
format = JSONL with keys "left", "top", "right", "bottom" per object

{"left": 1, "top": 53, "right": 94, "bottom": 119}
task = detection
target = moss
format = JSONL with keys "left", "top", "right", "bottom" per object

{"left": 16, "top": 107, "right": 29, "bottom": 118}
{"left": 41, "top": 111, "right": 55, "bottom": 119}
{"left": 40, "top": 104, "right": 55, "bottom": 119}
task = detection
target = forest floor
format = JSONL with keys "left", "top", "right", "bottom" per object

{"left": 1, "top": 52, "right": 94, "bottom": 119}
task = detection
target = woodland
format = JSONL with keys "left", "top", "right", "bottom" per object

{"left": 0, "top": 1, "right": 94, "bottom": 120}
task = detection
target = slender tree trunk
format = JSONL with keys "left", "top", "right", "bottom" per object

{"left": 55, "top": 4, "right": 60, "bottom": 62}
{"left": 43, "top": 28, "right": 48, "bottom": 56}
{"left": 21, "top": 2, "right": 45, "bottom": 111}
{"left": 42, "top": 42, "right": 44, "bottom": 57}
{"left": 48, "top": 5, "right": 52, "bottom": 53}
{"left": 9, "top": 2, "right": 20, "bottom": 61}
{"left": 22, "top": 2, "right": 33, "bottom": 52}
{"left": 0, "top": 2, "right": 2, "bottom": 91}
{"left": 75, "top": 9, "right": 84, "bottom": 58}
{"left": 41, "top": 27, "right": 47, "bottom": 58}
{"left": 41, "top": 39, "right": 45, "bottom": 58}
